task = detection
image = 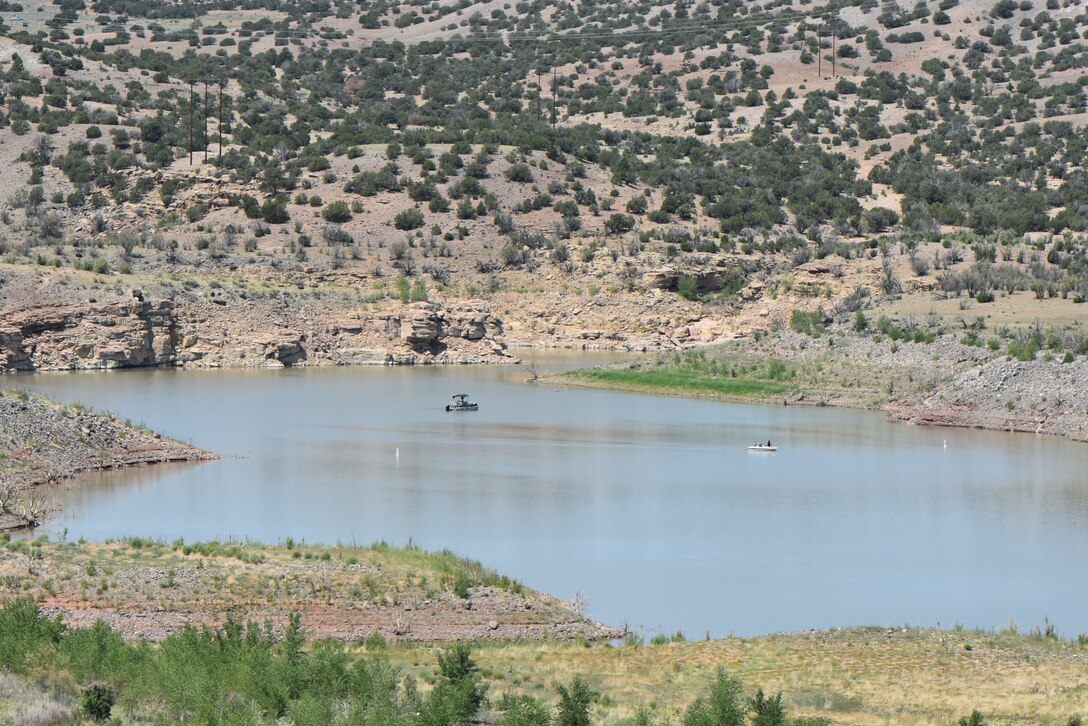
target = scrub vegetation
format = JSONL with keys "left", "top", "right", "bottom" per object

{"left": 2, "top": 0, "right": 1088, "bottom": 365}
{"left": 2, "top": 590, "right": 1087, "bottom": 725}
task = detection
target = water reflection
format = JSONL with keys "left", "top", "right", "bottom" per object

{"left": 10, "top": 351, "right": 1088, "bottom": 637}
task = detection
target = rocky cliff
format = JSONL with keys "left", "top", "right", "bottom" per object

{"left": 0, "top": 296, "right": 178, "bottom": 372}
{"left": 0, "top": 294, "right": 514, "bottom": 372}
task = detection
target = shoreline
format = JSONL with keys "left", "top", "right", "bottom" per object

{"left": 551, "top": 369, "right": 1078, "bottom": 441}
{"left": 0, "top": 537, "right": 621, "bottom": 643}
{"left": 551, "top": 333, "right": 1088, "bottom": 444}
{"left": 0, "top": 390, "right": 217, "bottom": 532}
{"left": 2, "top": 537, "right": 1086, "bottom": 723}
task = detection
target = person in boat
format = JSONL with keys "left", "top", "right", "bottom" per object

{"left": 767, "top": 440, "right": 772, "bottom": 447}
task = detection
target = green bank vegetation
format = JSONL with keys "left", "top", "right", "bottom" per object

{"left": 562, "top": 351, "right": 794, "bottom": 401}
{"left": 3, "top": 539, "right": 1088, "bottom": 724}
{"left": 0, "top": 534, "right": 526, "bottom": 611}
{"left": 2, "top": 598, "right": 1087, "bottom": 725}
{"left": 0, "top": 597, "right": 832, "bottom": 726}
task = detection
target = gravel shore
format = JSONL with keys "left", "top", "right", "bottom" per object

{"left": 0, "top": 389, "right": 216, "bottom": 531}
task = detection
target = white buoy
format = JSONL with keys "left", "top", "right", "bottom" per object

{"left": 396, "top": 448, "right": 400, "bottom": 461}
{"left": 943, "top": 440, "right": 947, "bottom": 448}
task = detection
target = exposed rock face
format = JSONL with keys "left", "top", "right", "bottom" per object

{"left": 643, "top": 257, "right": 760, "bottom": 295}
{"left": 644, "top": 265, "right": 732, "bottom": 293}
{"left": 0, "top": 299, "right": 178, "bottom": 371}
{"left": 388, "top": 302, "right": 504, "bottom": 349}
{"left": 0, "top": 295, "right": 514, "bottom": 373}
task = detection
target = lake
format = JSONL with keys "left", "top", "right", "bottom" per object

{"left": 10, "top": 352, "right": 1088, "bottom": 638}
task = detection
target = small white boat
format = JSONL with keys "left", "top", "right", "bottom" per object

{"left": 747, "top": 443, "right": 777, "bottom": 452}
{"left": 445, "top": 393, "right": 478, "bottom": 412}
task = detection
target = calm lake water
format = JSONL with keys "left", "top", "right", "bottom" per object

{"left": 10, "top": 352, "right": 1088, "bottom": 638}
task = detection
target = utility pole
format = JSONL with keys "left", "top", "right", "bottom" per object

{"left": 831, "top": 23, "right": 837, "bottom": 78}
{"left": 550, "top": 67, "right": 557, "bottom": 129}
{"left": 218, "top": 79, "right": 224, "bottom": 160}
{"left": 203, "top": 81, "right": 209, "bottom": 162}
{"left": 188, "top": 81, "right": 194, "bottom": 165}
{"left": 535, "top": 69, "right": 542, "bottom": 121}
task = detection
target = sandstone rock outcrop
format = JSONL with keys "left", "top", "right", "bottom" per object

{"left": 1, "top": 299, "right": 178, "bottom": 371}
{"left": 643, "top": 263, "right": 745, "bottom": 294}
{"left": 0, "top": 294, "right": 514, "bottom": 372}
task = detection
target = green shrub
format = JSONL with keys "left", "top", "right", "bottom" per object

{"left": 603, "top": 213, "right": 635, "bottom": 235}
{"left": 322, "top": 200, "right": 352, "bottom": 223}
{"left": 454, "top": 574, "right": 471, "bottom": 599}
{"left": 625, "top": 195, "right": 648, "bottom": 214}
{"left": 394, "top": 207, "right": 425, "bottom": 230}
{"left": 186, "top": 204, "right": 208, "bottom": 223}
{"left": 1008, "top": 340, "right": 1039, "bottom": 361}
{"left": 505, "top": 163, "right": 534, "bottom": 183}
{"left": 364, "top": 631, "right": 387, "bottom": 651}
{"left": 790, "top": 308, "right": 827, "bottom": 336}
{"left": 677, "top": 275, "right": 698, "bottom": 300}
{"left": 261, "top": 197, "right": 290, "bottom": 224}
{"left": 81, "top": 683, "right": 116, "bottom": 721}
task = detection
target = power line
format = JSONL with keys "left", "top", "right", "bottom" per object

{"left": 245, "top": 7, "right": 841, "bottom": 45}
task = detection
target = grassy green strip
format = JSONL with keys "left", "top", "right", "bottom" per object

{"left": 566, "top": 367, "right": 791, "bottom": 398}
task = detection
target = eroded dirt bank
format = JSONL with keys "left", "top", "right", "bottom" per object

{"left": 0, "top": 539, "right": 623, "bottom": 643}
{"left": 0, "top": 390, "right": 216, "bottom": 531}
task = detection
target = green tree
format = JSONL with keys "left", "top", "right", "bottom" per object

{"left": 421, "top": 645, "right": 487, "bottom": 726}
{"left": 555, "top": 676, "right": 598, "bottom": 726}
{"left": 683, "top": 669, "right": 746, "bottom": 726}
{"left": 238, "top": 195, "right": 261, "bottom": 219}
{"left": 499, "top": 694, "right": 552, "bottom": 726}
{"left": 749, "top": 688, "right": 787, "bottom": 726}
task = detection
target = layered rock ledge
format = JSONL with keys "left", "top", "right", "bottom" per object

{"left": 0, "top": 294, "right": 514, "bottom": 372}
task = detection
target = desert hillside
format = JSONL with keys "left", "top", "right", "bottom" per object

{"left": 0, "top": 0, "right": 1084, "bottom": 372}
